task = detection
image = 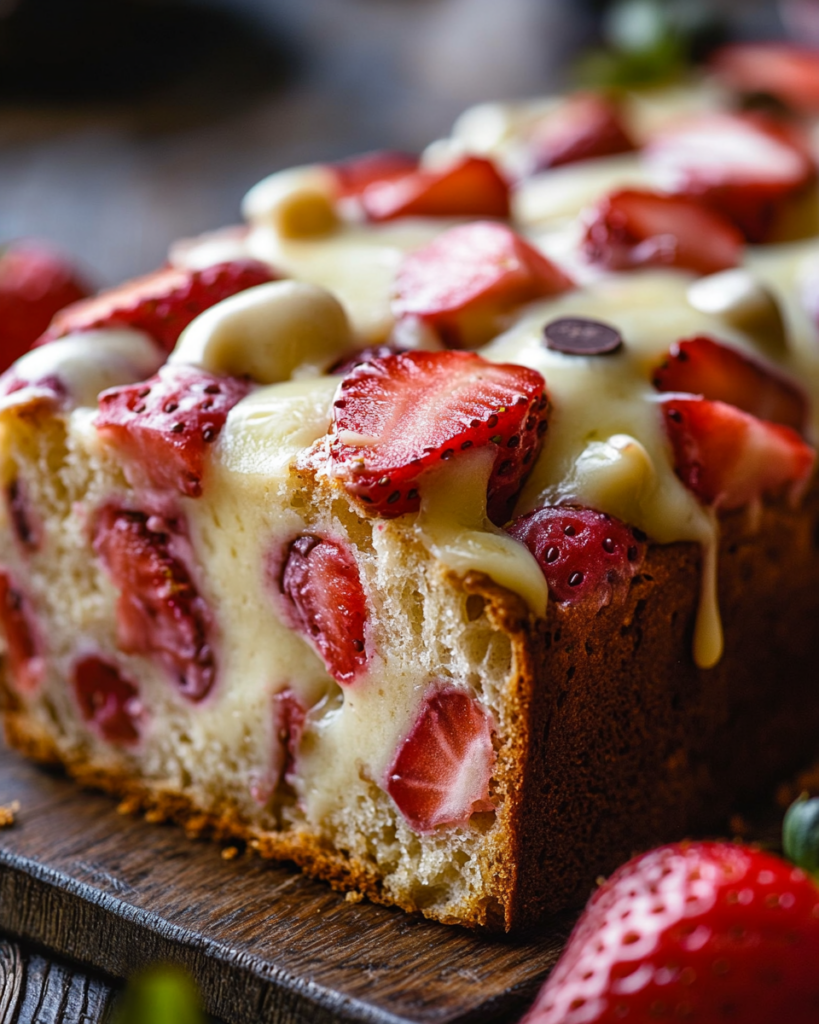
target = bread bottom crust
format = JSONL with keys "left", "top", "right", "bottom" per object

{"left": 2, "top": 707, "right": 414, "bottom": 912}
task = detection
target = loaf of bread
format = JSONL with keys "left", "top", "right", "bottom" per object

{"left": 3, "top": 53, "right": 819, "bottom": 930}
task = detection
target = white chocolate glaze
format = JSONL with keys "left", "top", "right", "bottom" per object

{"left": 416, "top": 448, "right": 548, "bottom": 617}
{"left": 245, "top": 220, "right": 452, "bottom": 342}
{"left": 220, "top": 377, "right": 337, "bottom": 479}
{"left": 513, "top": 153, "right": 651, "bottom": 227}
{"left": 686, "top": 269, "right": 788, "bottom": 357}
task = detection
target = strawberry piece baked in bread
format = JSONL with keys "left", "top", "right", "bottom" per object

{"left": 4, "top": 52, "right": 819, "bottom": 931}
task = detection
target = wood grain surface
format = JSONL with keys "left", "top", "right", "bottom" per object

{"left": 0, "top": 745, "right": 573, "bottom": 1024}
{"left": 0, "top": 937, "right": 117, "bottom": 1024}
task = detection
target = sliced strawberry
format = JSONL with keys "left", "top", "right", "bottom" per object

{"left": 523, "top": 842, "right": 819, "bottom": 1024}
{"left": 5, "top": 479, "right": 40, "bottom": 552}
{"left": 583, "top": 189, "right": 743, "bottom": 276}
{"left": 327, "top": 349, "right": 548, "bottom": 524}
{"left": 73, "top": 655, "right": 141, "bottom": 746}
{"left": 393, "top": 222, "right": 574, "bottom": 348}
{"left": 278, "top": 534, "right": 369, "bottom": 686}
{"left": 0, "top": 240, "right": 91, "bottom": 371}
{"left": 249, "top": 687, "right": 307, "bottom": 804}
{"left": 39, "top": 259, "right": 278, "bottom": 353}
{"left": 386, "top": 686, "right": 495, "bottom": 833}
{"left": 0, "top": 570, "right": 43, "bottom": 693}
{"left": 644, "top": 113, "right": 816, "bottom": 242}
{"left": 360, "top": 156, "right": 511, "bottom": 222}
{"left": 93, "top": 507, "right": 216, "bottom": 702}
{"left": 662, "top": 396, "right": 815, "bottom": 510}
{"left": 653, "top": 335, "right": 808, "bottom": 432}
{"left": 330, "top": 150, "right": 418, "bottom": 197}
{"left": 96, "top": 365, "right": 252, "bottom": 499}
{"left": 273, "top": 687, "right": 307, "bottom": 785}
{"left": 507, "top": 506, "right": 646, "bottom": 610}
{"left": 526, "top": 93, "right": 635, "bottom": 174}
{"left": 328, "top": 343, "right": 407, "bottom": 377}
{"left": 712, "top": 43, "right": 819, "bottom": 114}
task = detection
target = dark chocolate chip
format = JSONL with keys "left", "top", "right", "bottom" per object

{"left": 543, "top": 316, "right": 623, "bottom": 356}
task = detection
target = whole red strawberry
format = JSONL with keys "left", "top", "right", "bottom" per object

{"left": 523, "top": 842, "right": 819, "bottom": 1023}
{"left": 0, "top": 240, "right": 90, "bottom": 372}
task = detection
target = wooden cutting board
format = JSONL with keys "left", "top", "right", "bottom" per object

{"left": 0, "top": 744, "right": 574, "bottom": 1024}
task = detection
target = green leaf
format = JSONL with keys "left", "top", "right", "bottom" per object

{"left": 574, "top": 0, "right": 724, "bottom": 90}
{"left": 783, "top": 794, "right": 819, "bottom": 879}
{"left": 112, "top": 965, "right": 205, "bottom": 1024}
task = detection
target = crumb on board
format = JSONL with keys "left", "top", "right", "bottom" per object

{"left": 221, "top": 846, "right": 239, "bottom": 861}
{"left": 116, "top": 796, "right": 142, "bottom": 816}
{"left": 0, "top": 801, "right": 20, "bottom": 828}
{"left": 345, "top": 890, "right": 364, "bottom": 903}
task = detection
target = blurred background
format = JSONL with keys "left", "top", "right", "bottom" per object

{"left": 0, "top": 0, "right": 808, "bottom": 285}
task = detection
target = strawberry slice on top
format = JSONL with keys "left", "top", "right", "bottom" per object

{"left": 330, "top": 150, "right": 419, "bottom": 197}
{"left": 393, "top": 222, "right": 574, "bottom": 349}
{"left": 712, "top": 43, "right": 819, "bottom": 114}
{"left": 386, "top": 687, "right": 496, "bottom": 833}
{"left": 507, "top": 506, "right": 646, "bottom": 611}
{"left": 39, "top": 259, "right": 278, "bottom": 354}
{"left": 643, "top": 112, "right": 816, "bottom": 242}
{"left": 525, "top": 92, "right": 635, "bottom": 174}
{"left": 96, "top": 365, "right": 252, "bottom": 499}
{"left": 359, "top": 156, "right": 511, "bottom": 222}
{"left": 326, "top": 349, "right": 549, "bottom": 525}
{"left": 662, "top": 396, "right": 815, "bottom": 510}
{"left": 653, "top": 334, "right": 809, "bottom": 433}
{"left": 583, "top": 189, "right": 744, "bottom": 276}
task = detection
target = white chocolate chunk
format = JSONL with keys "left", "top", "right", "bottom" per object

{"left": 170, "top": 281, "right": 355, "bottom": 383}
{"left": 242, "top": 165, "right": 339, "bottom": 239}
{"left": 687, "top": 269, "right": 788, "bottom": 355}
{"left": 0, "top": 330, "right": 164, "bottom": 411}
